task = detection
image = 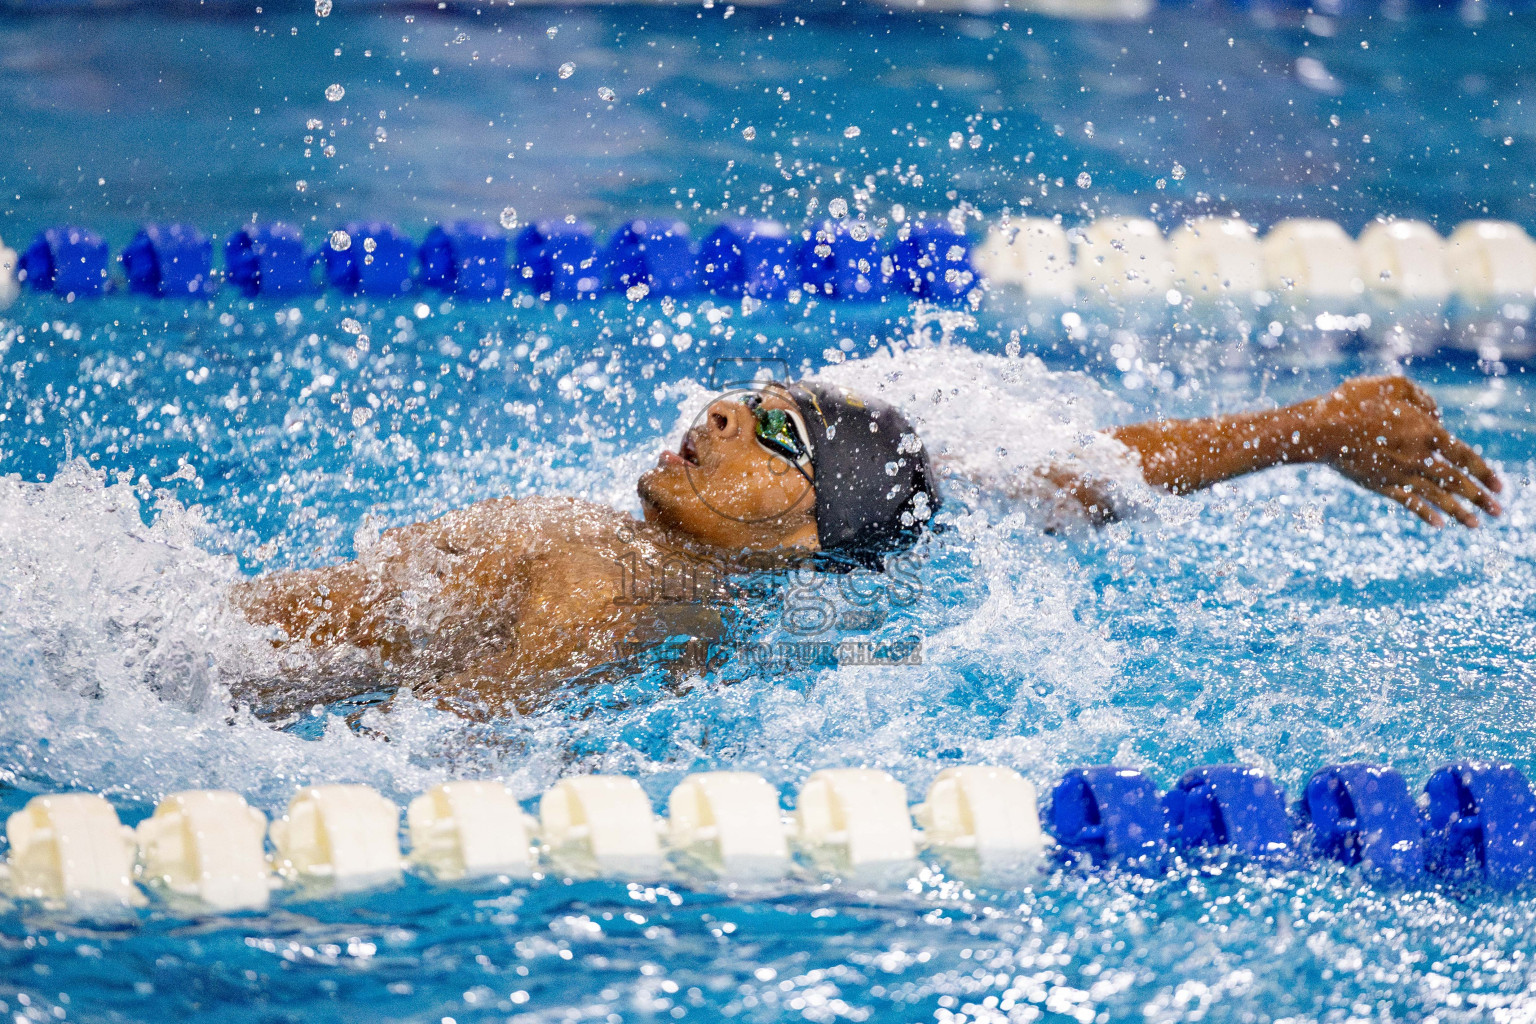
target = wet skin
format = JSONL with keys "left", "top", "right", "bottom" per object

{"left": 231, "top": 374, "right": 1501, "bottom": 718}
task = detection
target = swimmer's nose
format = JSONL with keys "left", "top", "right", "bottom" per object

{"left": 705, "top": 397, "right": 749, "bottom": 439}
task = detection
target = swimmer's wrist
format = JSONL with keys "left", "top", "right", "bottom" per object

{"left": 1278, "top": 399, "right": 1333, "bottom": 467}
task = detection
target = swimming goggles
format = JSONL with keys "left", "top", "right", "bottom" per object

{"left": 744, "top": 392, "right": 813, "bottom": 479}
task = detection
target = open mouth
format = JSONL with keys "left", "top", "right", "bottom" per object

{"left": 679, "top": 434, "right": 700, "bottom": 466}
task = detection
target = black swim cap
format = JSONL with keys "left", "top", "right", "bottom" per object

{"left": 786, "top": 380, "right": 940, "bottom": 570}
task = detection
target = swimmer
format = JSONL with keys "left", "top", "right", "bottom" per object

{"left": 231, "top": 373, "right": 1501, "bottom": 719}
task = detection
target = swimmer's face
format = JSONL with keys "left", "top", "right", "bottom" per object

{"left": 637, "top": 388, "right": 820, "bottom": 551}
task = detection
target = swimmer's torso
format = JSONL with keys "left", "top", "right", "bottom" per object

{"left": 230, "top": 497, "right": 730, "bottom": 717}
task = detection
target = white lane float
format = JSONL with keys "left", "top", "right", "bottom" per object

{"left": 1074, "top": 216, "right": 1174, "bottom": 300}
{"left": 6, "top": 793, "right": 143, "bottom": 907}
{"left": 1261, "top": 218, "right": 1363, "bottom": 300}
{"left": 408, "top": 781, "right": 536, "bottom": 881}
{"left": 1357, "top": 219, "right": 1451, "bottom": 303}
{"left": 0, "top": 235, "right": 17, "bottom": 311}
{"left": 974, "top": 219, "right": 1077, "bottom": 301}
{"left": 1446, "top": 220, "right": 1536, "bottom": 301}
{"left": 1167, "top": 217, "right": 1265, "bottom": 299}
{"left": 540, "top": 774, "right": 665, "bottom": 877}
{"left": 794, "top": 768, "right": 918, "bottom": 873}
{"left": 269, "top": 784, "right": 403, "bottom": 889}
{"left": 914, "top": 765, "right": 1050, "bottom": 875}
{"left": 667, "top": 771, "right": 790, "bottom": 879}
{"left": 136, "top": 790, "right": 272, "bottom": 911}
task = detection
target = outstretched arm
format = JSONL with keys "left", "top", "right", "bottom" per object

{"left": 1109, "top": 374, "right": 1503, "bottom": 527}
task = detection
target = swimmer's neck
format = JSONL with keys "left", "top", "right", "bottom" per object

{"left": 630, "top": 512, "right": 818, "bottom": 571}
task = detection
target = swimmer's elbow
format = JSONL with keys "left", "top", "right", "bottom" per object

{"left": 1039, "top": 466, "right": 1122, "bottom": 527}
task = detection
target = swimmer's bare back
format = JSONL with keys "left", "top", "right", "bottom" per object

{"left": 229, "top": 496, "right": 728, "bottom": 718}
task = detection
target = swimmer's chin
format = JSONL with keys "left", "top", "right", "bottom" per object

{"left": 635, "top": 465, "right": 684, "bottom": 529}
{"left": 636, "top": 468, "right": 819, "bottom": 557}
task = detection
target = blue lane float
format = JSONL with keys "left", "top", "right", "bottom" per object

{"left": 798, "top": 221, "right": 885, "bottom": 300}
{"left": 20, "top": 226, "right": 110, "bottom": 297}
{"left": 1304, "top": 763, "right": 1424, "bottom": 881}
{"left": 322, "top": 221, "right": 415, "bottom": 296}
{"left": 1163, "top": 765, "right": 1291, "bottom": 857}
{"left": 604, "top": 219, "right": 697, "bottom": 297}
{"left": 888, "top": 219, "right": 973, "bottom": 302}
{"left": 120, "top": 223, "right": 213, "bottom": 298}
{"left": 515, "top": 221, "right": 601, "bottom": 301}
{"left": 697, "top": 219, "right": 794, "bottom": 300}
{"left": 1423, "top": 761, "right": 1536, "bottom": 888}
{"left": 225, "top": 222, "right": 311, "bottom": 297}
{"left": 421, "top": 221, "right": 508, "bottom": 298}
{"left": 1050, "top": 766, "right": 1167, "bottom": 867}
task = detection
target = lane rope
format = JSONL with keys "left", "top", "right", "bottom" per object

{"left": 4, "top": 216, "right": 1534, "bottom": 319}
{"left": 6, "top": 758, "right": 1533, "bottom": 914}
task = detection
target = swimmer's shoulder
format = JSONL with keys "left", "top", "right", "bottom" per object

{"left": 401, "top": 495, "right": 642, "bottom": 556}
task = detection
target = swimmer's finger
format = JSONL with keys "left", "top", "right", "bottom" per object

{"left": 1404, "top": 476, "right": 1481, "bottom": 529}
{"left": 1440, "top": 433, "right": 1503, "bottom": 493}
{"left": 1401, "top": 378, "right": 1440, "bottom": 418}
{"left": 1425, "top": 455, "right": 1502, "bottom": 517}
{"left": 1383, "top": 484, "right": 1446, "bottom": 528}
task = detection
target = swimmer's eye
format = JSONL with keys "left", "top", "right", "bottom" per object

{"left": 748, "top": 396, "right": 812, "bottom": 469}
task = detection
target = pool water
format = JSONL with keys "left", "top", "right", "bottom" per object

{"left": 3, "top": 4, "right": 1536, "bottom": 1024}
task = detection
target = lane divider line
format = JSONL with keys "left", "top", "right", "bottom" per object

{"left": 6, "top": 759, "right": 1535, "bottom": 916}
{"left": 8, "top": 216, "right": 1535, "bottom": 314}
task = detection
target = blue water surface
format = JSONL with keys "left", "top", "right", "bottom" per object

{"left": 2, "top": 5, "right": 1536, "bottom": 1024}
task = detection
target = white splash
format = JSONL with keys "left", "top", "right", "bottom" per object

{"left": 816, "top": 336, "right": 1151, "bottom": 524}
{"left": 0, "top": 461, "right": 544, "bottom": 811}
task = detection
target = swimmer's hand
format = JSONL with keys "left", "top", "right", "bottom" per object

{"left": 1110, "top": 374, "right": 1503, "bottom": 529}
{"left": 1293, "top": 375, "right": 1503, "bottom": 528}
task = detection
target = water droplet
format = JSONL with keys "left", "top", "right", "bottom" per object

{"left": 741, "top": 125, "right": 756, "bottom": 140}
{"left": 948, "top": 132, "right": 964, "bottom": 150}
{"left": 1076, "top": 172, "right": 1092, "bottom": 188}
{"left": 558, "top": 62, "right": 576, "bottom": 79}
{"left": 598, "top": 86, "right": 616, "bottom": 101}
{"left": 499, "top": 207, "right": 519, "bottom": 230}
{"left": 843, "top": 125, "right": 861, "bottom": 139}
{"left": 295, "top": 180, "right": 308, "bottom": 192}
{"left": 546, "top": 25, "right": 558, "bottom": 37}
{"left": 1155, "top": 178, "right": 1167, "bottom": 189}
{"left": 1083, "top": 121, "right": 1095, "bottom": 137}
{"left": 1171, "top": 162, "right": 1186, "bottom": 180}
{"left": 341, "top": 317, "right": 363, "bottom": 334}
{"left": 325, "top": 83, "right": 345, "bottom": 102}
{"left": 890, "top": 203, "right": 906, "bottom": 223}
{"left": 828, "top": 197, "right": 849, "bottom": 219}
{"left": 375, "top": 126, "right": 387, "bottom": 142}
{"left": 314, "top": 0, "right": 331, "bottom": 15}
{"left": 306, "top": 118, "right": 323, "bottom": 130}
{"left": 1506, "top": 136, "right": 1515, "bottom": 146}
{"left": 1329, "top": 113, "right": 1340, "bottom": 127}
{"left": 363, "top": 237, "right": 376, "bottom": 253}
{"left": 329, "top": 229, "right": 351, "bottom": 251}
{"left": 849, "top": 222, "right": 869, "bottom": 242}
